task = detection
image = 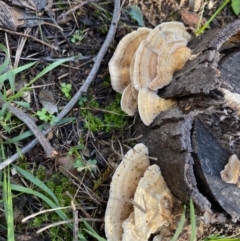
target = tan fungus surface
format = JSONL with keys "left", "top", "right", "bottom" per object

{"left": 138, "top": 88, "right": 176, "bottom": 126}
{"left": 104, "top": 143, "right": 150, "bottom": 241}
{"left": 109, "top": 28, "right": 151, "bottom": 93}
{"left": 221, "top": 154, "right": 240, "bottom": 187}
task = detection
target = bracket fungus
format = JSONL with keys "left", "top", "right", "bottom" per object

{"left": 105, "top": 144, "right": 176, "bottom": 241}
{"left": 121, "top": 83, "right": 138, "bottom": 116}
{"left": 131, "top": 164, "right": 174, "bottom": 240}
{"left": 109, "top": 28, "right": 151, "bottom": 94}
{"left": 133, "top": 22, "right": 191, "bottom": 91}
{"left": 221, "top": 154, "right": 240, "bottom": 187}
{"left": 109, "top": 22, "right": 191, "bottom": 126}
{"left": 104, "top": 143, "right": 150, "bottom": 241}
{"left": 138, "top": 88, "right": 176, "bottom": 126}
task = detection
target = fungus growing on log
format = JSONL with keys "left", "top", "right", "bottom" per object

{"left": 109, "top": 28, "right": 151, "bottom": 93}
{"left": 104, "top": 143, "right": 150, "bottom": 241}
{"left": 109, "top": 21, "right": 191, "bottom": 126}
{"left": 133, "top": 22, "right": 191, "bottom": 90}
{"left": 104, "top": 145, "right": 177, "bottom": 241}
{"left": 121, "top": 83, "right": 138, "bottom": 116}
{"left": 134, "top": 19, "right": 240, "bottom": 222}
{"left": 132, "top": 164, "right": 175, "bottom": 240}
{"left": 221, "top": 154, "right": 240, "bottom": 187}
{"left": 121, "top": 165, "right": 176, "bottom": 241}
{"left": 138, "top": 88, "right": 176, "bottom": 126}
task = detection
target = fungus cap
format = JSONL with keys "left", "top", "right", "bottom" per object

{"left": 138, "top": 88, "right": 176, "bottom": 126}
{"left": 221, "top": 154, "right": 240, "bottom": 187}
{"left": 109, "top": 28, "right": 151, "bottom": 93}
{"left": 121, "top": 83, "right": 138, "bottom": 116}
{"left": 133, "top": 22, "right": 191, "bottom": 90}
{"left": 133, "top": 165, "right": 174, "bottom": 239}
{"left": 104, "top": 143, "right": 150, "bottom": 241}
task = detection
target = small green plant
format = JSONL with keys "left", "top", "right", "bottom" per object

{"left": 36, "top": 107, "right": 57, "bottom": 125}
{"left": 60, "top": 83, "right": 72, "bottom": 99}
{"left": 68, "top": 142, "right": 98, "bottom": 173}
{"left": 71, "top": 30, "right": 86, "bottom": 43}
{"left": 79, "top": 94, "right": 127, "bottom": 133}
{"left": 232, "top": 0, "right": 240, "bottom": 15}
{"left": 78, "top": 96, "right": 88, "bottom": 106}
{"left": 0, "top": 103, "right": 12, "bottom": 133}
{"left": 74, "top": 158, "right": 97, "bottom": 173}
{"left": 68, "top": 143, "right": 84, "bottom": 155}
{"left": 195, "top": 0, "right": 240, "bottom": 35}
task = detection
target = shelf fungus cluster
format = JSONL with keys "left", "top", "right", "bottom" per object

{"left": 104, "top": 143, "right": 176, "bottom": 241}
{"left": 109, "top": 22, "right": 191, "bottom": 125}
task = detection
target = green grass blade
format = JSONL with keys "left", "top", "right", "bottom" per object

{"left": 12, "top": 56, "right": 77, "bottom": 99}
{"left": 13, "top": 165, "right": 60, "bottom": 206}
{"left": 0, "top": 182, "right": 71, "bottom": 227}
{"left": 170, "top": 205, "right": 186, "bottom": 241}
{"left": 7, "top": 71, "right": 15, "bottom": 93}
{"left": 83, "top": 220, "right": 107, "bottom": 241}
{"left": 195, "top": 0, "right": 230, "bottom": 35}
{"left": 56, "top": 117, "right": 76, "bottom": 125}
{"left": 13, "top": 101, "right": 30, "bottom": 109}
{"left": 3, "top": 167, "right": 15, "bottom": 241}
{"left": 190, "top": 198, "right": 197, "bottom": 241}
{"left": 0, "top": 102, "right": 8, "bottom": 117}
{"left": 0, "top": 61, "right": 36, "bottom": 84}
{"left": 4, "top": 118, "right": 75, "bottom": 144}
{"left": 0, "top": 43, "right": 10, "bottom": 74}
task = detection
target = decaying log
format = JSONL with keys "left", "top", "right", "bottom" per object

{"left": 134, "top": 19, "right": 240, "bottom": 221}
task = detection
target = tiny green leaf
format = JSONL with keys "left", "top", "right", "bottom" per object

{"left": 232, "top": 0, "right": 240, "bottom": 15}
{"left": 128, "top": 5, "right": 144, "bottom": 27}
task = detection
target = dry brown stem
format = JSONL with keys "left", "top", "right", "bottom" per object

{"left": 0, "top": 99, "right": 57, "bottom": 158}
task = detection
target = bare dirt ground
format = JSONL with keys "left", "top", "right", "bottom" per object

{"left": 0, "top": 0, "right": 240, "bottom": 240}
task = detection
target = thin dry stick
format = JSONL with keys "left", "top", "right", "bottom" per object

{"left": 0, "top": 27, "right": 58, "bottom": 50}
{"left": 71, "top": 201, "right": 79, "bottom": 241}
{"left": 22, "top": 206, "right": 71, "bottom": 222}
{"left": 0, "top": 0, "right": 121, "bottom": 170}
{"left": 0, "top": 99, "right": 57, "bottom": 158}
{"left": 14, "top": 28, "right": 31, "bottom": 68}
{"left": 58, "top": 0, "right": 96, "bottom": 22}
{"left": 36, "top": 218, "right": 103, "bottom": 233}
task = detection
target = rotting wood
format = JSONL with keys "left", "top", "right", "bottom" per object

{"left": 134, "top": 19, "right": 240, "bottom": 222}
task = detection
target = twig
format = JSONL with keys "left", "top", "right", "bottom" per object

{"left": 0, "top": 27, "right": 58, "bottom": 50}
{"left": 0, "top": 99, "right": 58, "bottom": 158}
{"left": 0, "top": 0, "right": 121, "bottom": 170}
{"left": 36, "top": 218, "right": 103, "bottom": 233}
{"left": 71, "top": 201, "right": 79, "bottom": 241}
{"left": 58, "top": 0, "right": 96, "bottom": 22}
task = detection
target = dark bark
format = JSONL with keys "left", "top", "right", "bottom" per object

{"left": 134, "top": 19, "right": 240, "bottom": 221}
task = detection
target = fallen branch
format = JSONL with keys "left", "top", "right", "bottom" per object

{"left": 0, "top": 99, "right": 58, "bottom": 158}
{"left": 0, "top": 0, "right": 121, "bottom": 170}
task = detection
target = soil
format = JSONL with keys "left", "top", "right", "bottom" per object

{"left": 0, "top": 0, "right": 240, "bottom": 240}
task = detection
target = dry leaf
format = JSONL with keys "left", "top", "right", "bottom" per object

{"left": 39, "top": 90, "right": 58, "bottom": 114}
